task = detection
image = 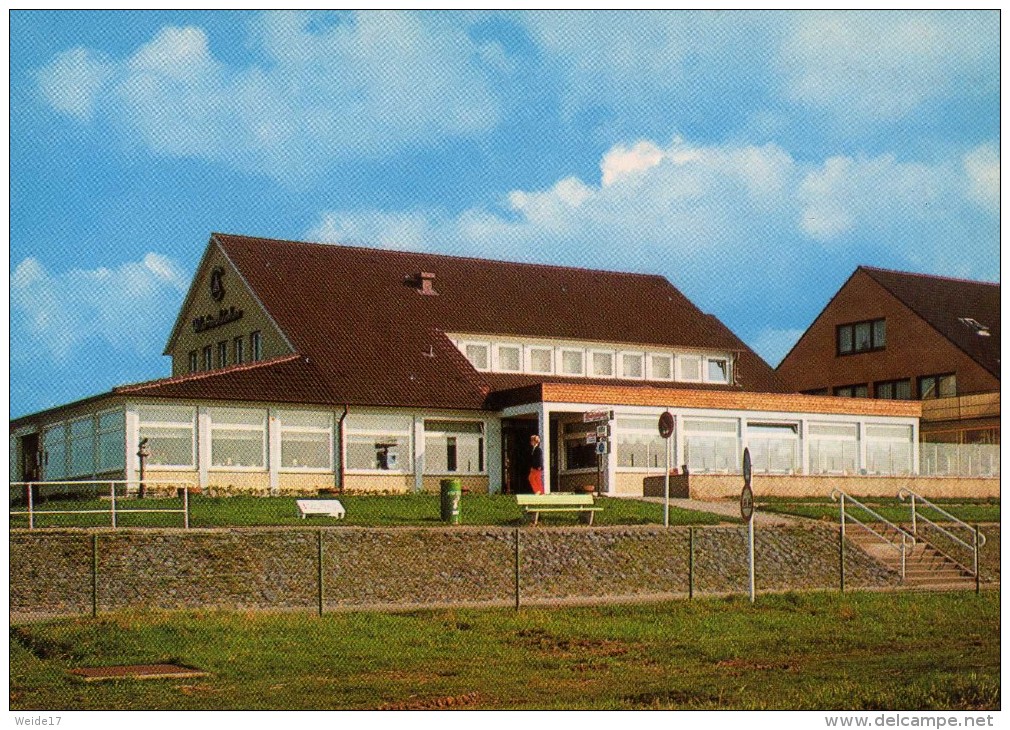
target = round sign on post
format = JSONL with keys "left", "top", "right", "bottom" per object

{"left": 740, "top": 484, "right": 754, "bottom": 522}
{"left": 658, "top": 411, "right": 674, "bottom": 439}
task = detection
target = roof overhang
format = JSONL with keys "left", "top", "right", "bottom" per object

{"left": 495, "top": 382, "right": 922, "bottom": 418}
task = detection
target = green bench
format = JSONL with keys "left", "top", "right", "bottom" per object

{"left": 516, "top": 493, "right": 602, "bottom": 525}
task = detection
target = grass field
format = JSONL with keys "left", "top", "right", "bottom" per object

{"left": 10, "top": 591, "right": 999, "bottom": 710}
{"left": 756, "top": 497, "right": 999, "bottom": 525}
{"left": 9, "top": 494, "right": 726, "bottom": 529}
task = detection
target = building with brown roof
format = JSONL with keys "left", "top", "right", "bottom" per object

{"left": 776, "top": 266, "right": 1000, "bottom": 447}
{"left": 13, "top": 235, "right": 950, "bottom": 499}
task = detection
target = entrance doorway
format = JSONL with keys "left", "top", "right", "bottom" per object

{"left": 501, "top": 418, "right": 538, "bottom": 494}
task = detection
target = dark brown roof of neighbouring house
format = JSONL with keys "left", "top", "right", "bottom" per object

{"left": 860, "top": 266, "right": 1000, "bottom": 379}
{"left": 205, "top": 232, "right": 789, "bottom": 409}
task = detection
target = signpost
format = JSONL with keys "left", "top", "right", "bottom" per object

{"left": 584, "top": 410, "right": 613, "bottom": 495}
{"left": 742, "top": 447, "right": 755, "bottom": 603}
{"left": 658, "top": 412, "right": 674, "bottom": 527}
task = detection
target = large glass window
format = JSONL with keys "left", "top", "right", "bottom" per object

{"left": 345, "top": 413, "right": 412, "bottom": 472}
{"left": 875, "top": 379, "right": 912, "bottom": 400}
{"left": 620, "top": 352, "right": 644, "bottom": 379}
{"left": 96, "top": 410, "right": 126, "bottom": 472}
{"left": 865, "top": 424, "right": 914, "bottom": 475}
{"left": 834, "top": 384, "right": 869, "bottom": 398}
{"left": 679, "top": 355, "right": 701, "bottom": 381}
{"left": 590, "top": 351, "right": 614, "bottom": 377}
{"left": 563, "top": 421, "right": 599, "bottom": 471}
{"left": 838, "top": 318, "right": 885, "bottom": 355}
{"left": 279, "top": 410, "right": 333, "bottom": 470}
{"left": 706, "top": 357, "right": 730, "bottom": 383}
{"left": 209, "top": 408, "right": 266, "bottom": 469}
{"left": 424, "top": 420, "right": 484, "bottom": 474}
{"left": 138, "top": 405, "right": 196, "bottom": 468}
{"left": 43, "top": 424, "right": 67, "bottom": 480}
{"left": 919, "top": 373, "right": 956, "bottom": 400}
{"left": 496, "top": 344, "right": 521, "bottom": 372}
{"left": 617, "top": 416, "right": 667, "bottom": 470}
{"left": 684, "top": 418, "right": 739, "bottom": 473}
{"left": 746, "top": 422, "right": 798, "bottom": 474}
{"left": 807, "top": 422, "right": 858, "bottom": 475}
{"left": 68, "top": 417, "right": 96, "bottom": 477}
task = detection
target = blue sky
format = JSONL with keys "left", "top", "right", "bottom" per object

{"left": 10, "top": 10, "right": 1000, "bottom": 418}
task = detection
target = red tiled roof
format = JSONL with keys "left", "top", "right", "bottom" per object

{"left": 209, "top": 232, "right": 788, "bottom": 409}
{"left": 860, "top": 266, "right": 1000, "bottom": 379}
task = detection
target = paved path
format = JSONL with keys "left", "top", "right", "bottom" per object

{"left": 622, "top": 495, "right": 804, "bottom": 525}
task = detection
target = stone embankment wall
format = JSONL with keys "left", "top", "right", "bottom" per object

{"left": 12, "top": 524, "right": 996, "bottom": 618}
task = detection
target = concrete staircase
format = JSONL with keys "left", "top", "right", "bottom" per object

{"left": 845, "top": 525, "right": 977, "bottom": 589}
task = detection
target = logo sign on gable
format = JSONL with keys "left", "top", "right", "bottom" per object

{"left": 210, "top": 266, "right": 226, "bottom": 302}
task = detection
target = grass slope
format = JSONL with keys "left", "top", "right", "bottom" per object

{"left": 10, "top": 591, "right": 999, "bottom": 711}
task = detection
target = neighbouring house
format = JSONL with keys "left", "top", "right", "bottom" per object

{"left": 13, "top": 234, "right": 996, "bottom": 500}
{"left": 776, "top": 266, "right": 999, "bottom": 476}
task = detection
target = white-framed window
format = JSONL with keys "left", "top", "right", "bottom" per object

{"left": 209, "top": 407, "right": 266, "bottom": 470}
{"left": 649, "top": 354, "right": 674, "bottom": 381}
{"left": 589, "top": 350, "right": 615, "bottom": 378}
{"left": 250, "top": 331, "right": 263, "bottom": 362}
{"left": 684, "top": 418, "right": 739, "bottom": 473}
{"left": 187, "top": 350, "right": 198, "bottom": 373}
{"left": 807, "top": 422, "right": 858, "bottom": 475}
{"left": 278, "top": 410, "right": 333, "bottom": 471}
{"left": 233, "top": 336, "right": 245, "bottom": 365}
{"left": 464, "top": 342, "right": 491, "bottom": 371}
{"left": 495, "top": 344, "right": 522, "bottom": 373}
{"left": 617, "top": 416, "right": 668, "bottom": 470}
{"left": 202, "top": 345, "right": 213, "bottom": 371}
{"left": 67, "top": 416, "right": 96, "bottom": 478}
{"left": 620, "top": 351, "right": 644, "bottom": 379}
{"left": 42, "top": 423, "right": 67, "bottom": 480}
{"left": 865, "top": 423, "right": 914, "bottom": 476}
{"left": 562, "top": 421, "right": 598, "bottom": 471}
{"left": 560, "top": 348, "right": 585, "bottom": 376}
{"left": 138, "top": 405, "right": 196, "bottom": 469}
{"left": 345, "top": 413, "right": 412, "bottom": 472}
{"left": 706, "top": 357, "right": 730, "bottom": 384}
{"left": 424, "top": 420, "right": 485, "bottom": 474}
{"left": 679, "top": 355, "right": 702, "bottom": 382}
{"left": 96, "top": 409, "right": 126, "bottom": 473}
{"left": 746, "top": 422, "right": 799, "bottom": 474}
{"left": 527, "top": 346, "right": 554, "bottom": 374}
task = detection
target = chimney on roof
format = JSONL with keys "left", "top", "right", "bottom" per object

{"left": 406, "top": 271, "right": 438, "bottom": 296}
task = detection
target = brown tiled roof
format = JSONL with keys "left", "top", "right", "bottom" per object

{"left": 209, "top": 232, "right": 788, "bottom": 410}
{"left": 860, "top": 266, "right": 1000, "bottom": 379}
{"left": 113, "top": 355, "right": 336, "bottom": 406}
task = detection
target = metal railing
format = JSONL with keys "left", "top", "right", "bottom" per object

{"left": 830, "top": 488, "right": 916, "bottom": 581}
{"left": 10, "top": 481, "right": 193, "bottom": 529}
{"left": 898, "top": 488, "right": 985, "bottom": 587}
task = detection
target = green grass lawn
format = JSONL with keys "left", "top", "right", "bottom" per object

{"left": 757, "top": 497, "right": 999, "bottom": 525}
{"left": 10, "top": 591, "right": 999, "bottom": 710}
{"left": 9, "top": 494, "right": 726, "bottom": 529}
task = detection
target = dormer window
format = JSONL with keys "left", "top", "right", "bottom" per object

{"left": 959, "top": 317, "right": 991, "bottom": 336}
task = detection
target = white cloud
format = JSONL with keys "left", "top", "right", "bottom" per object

{"left": 35, "top": 11, "right": 500, "bottom": 181}
{"left": 307, "top": 135, "right": 999, "bottom": 317}
{"left": 35, "top": 47, "right": 113, "bottom": 120}
{"left": 10, "top": 253, "right": 189, "bottom": 363}
{"left": 964, "top": 144, "right": 999, "bottom": 212}
{"left": 778, "top": 11, "right": 997, "bottom": 122}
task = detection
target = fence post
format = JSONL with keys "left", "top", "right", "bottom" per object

{"left": 974, "top": 525, "right": 981, "bottom": 596}
{"left": 27, "top": 483, "right": 34, "bottom": 530}
{"left": 839, "top": 495, "right": 846, "bottom": 594}
{"left": 317, "top": 529, "right": 324, "bottom": 617}
{"left": 110, "top": 482, "right": 117, "bottom": 528}
{"left": 91, "top": 533, "right": 99, "bottom": 618}
{"left": 688, "top": 527, "right": 695, "bottom": 599}
{"left": 514, "top": 527, "right": 520, "bottom": 611}
{"left": 183, "top": 485, "right": 190, "bottom": 529}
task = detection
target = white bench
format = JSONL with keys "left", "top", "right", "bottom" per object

{"left": 296, "top": 499, "right": 346, "bottom": 519}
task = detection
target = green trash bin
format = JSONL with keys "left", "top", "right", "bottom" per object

{"left": 440, "top": 478, "right": 462, "bottom": 525}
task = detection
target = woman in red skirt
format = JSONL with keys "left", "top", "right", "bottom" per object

{"left": 528, "top": 434, "right": 544, "bottom": 494}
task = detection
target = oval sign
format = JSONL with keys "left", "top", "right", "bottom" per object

{"left": 741, "top": 484, "right": 754, "bottom": 522}
{"left": 658, "top": 411, "right": 674, "bottom": 440}
{"left": 742, "top": 447, "right": 752, "bottom": 487}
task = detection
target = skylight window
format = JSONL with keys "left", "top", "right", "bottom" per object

{"left": 959, "top": 317, "right": 991, "bottom": 337}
